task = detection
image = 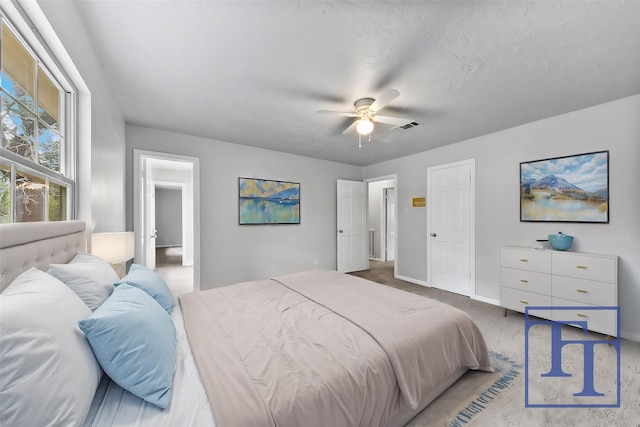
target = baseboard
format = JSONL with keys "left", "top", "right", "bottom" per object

{"left": 395, "top": 274, "right": 429, "bottom": 287}
{"left": 472, "top": 295, "right": 500, "bottom": 306}
{"left": 621, "top": 330, "right": 640, "bottom": 343}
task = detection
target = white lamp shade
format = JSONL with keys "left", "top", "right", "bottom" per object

{"left": 91, "top": 232, "right": 135, "bottom": 263}
{"left": 356, "top": 119, "right": 374, "bottom": 135}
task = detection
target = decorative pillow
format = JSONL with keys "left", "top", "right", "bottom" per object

{"left": 48, "top": 252, "right": 119, "bottom": 311}
{"left": 78, "top": 284, "right": 177, "bottom": 409}
{"left": 115, "top": 263, "right": 174, "bottom": 313}
{"left": 0, "top": 268, "right": 102, "bottom": 427}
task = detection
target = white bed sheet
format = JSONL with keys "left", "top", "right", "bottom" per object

{"left": 83, "top": 299, "right": 216, "bottom": 427}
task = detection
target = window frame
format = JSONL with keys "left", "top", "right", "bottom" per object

{"left": 0, "top": 11, "right": 76, "bottom": 223}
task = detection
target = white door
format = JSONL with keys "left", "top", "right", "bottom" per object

{"left": 144, "top": 163, "right": 157, "bottom": 270}
{"left": 385, "top": 187, "right": 396, "bottom": 261}
{"left": 337, "top": 179, "right": 368, "bottom": 273}
{"left": 427, "top": 160, "right": 475, "bottom": 296}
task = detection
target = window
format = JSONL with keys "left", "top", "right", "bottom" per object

{"left": 0, "top": 15, "right": 74, "bottom": 223}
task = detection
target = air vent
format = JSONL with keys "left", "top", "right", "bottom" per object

{"left": 397, "top": 121, "right": 421, "bottom": 130}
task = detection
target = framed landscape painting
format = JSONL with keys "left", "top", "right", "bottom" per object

{"left": 520, "top": 151, "right": 609, "bottom": 223}
{"left": 239, "top": 177, "right": 300, "bottom": 225}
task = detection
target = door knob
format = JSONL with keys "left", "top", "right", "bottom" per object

{"left": 430, "top": 232, "right": 437, "bottom": 237}
{"left": 338, "top": 230, "right": 343, "bottom": 233}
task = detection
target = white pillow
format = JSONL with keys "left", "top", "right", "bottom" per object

{"left": 0, "top": 268, "right": 102, "bottom": 427}
{"left": 48, "top": 252, "right": 119, "bottom": 311}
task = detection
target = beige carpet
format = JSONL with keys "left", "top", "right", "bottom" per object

{"left": 350, "top": 261, "right": 640, "bottom": 427}
{"left": 155, "top": 246, "right": 193, "bottom": 297}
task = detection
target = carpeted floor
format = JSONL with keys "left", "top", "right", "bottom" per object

{"left": 350, "top": 261, "right": 640, "bottom": 427}
{"left": 155, "top": 246, "right": 193, "bottom": 296}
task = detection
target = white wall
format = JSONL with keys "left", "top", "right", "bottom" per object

{"left": 155, "top": 188, "right": 182, "bottom": 247}
{"left": 364, "top": 95, "right": 640, "bottom": 341}
{"left": 126, "top": 125, "right": 362, "bottom": 288}
{"left": 38, "top": 1, "right": 127, "bottom": 233}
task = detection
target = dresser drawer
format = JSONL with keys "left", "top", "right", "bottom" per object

{"left": 551, "top": 297, "right": 617, "bottom": 336}
{"left": 501, "top": 267, "right": 551, "bottom": 295}
{"left": 552, "top": 276, "right": 617, "bottom": 306}
{"left": 501, "top": 248, "right": 551, "bottom": 273}
{"left": 552, "top": 252, "right": 617, "bottom": 283}
{"left": 501, "top": 287, "right": 551, "bottom": 318}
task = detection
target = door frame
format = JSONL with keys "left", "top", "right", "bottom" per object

{"left": 365, "top": 174, "right": 398, "bottom": 277}
{"left": 426, "top": 159, "right": 475, "bottom": 296}
{"left": 133, "top": 149, "right": 201, "bottom": 291}
{"left": 383, "top": 186, "right": 396, "bottom": 262}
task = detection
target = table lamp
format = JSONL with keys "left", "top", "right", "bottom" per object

{"left": 91, "top": 232, "right": 135, "bottom": 277}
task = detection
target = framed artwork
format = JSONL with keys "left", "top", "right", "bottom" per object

{"left": 520, "top": 151, "right": 609, "bottom": 223}
{"left": 239, "top": 177, "right": 300, "bottom": 225}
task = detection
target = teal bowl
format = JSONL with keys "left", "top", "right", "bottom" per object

{"left": 548, "top": 233, "right": 574, "bottom": 251}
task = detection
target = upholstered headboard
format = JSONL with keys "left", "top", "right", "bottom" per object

{"left": 0, "top": 220, "right": 86, "bottom": 292}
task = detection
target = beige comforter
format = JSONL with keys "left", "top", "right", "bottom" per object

{"left": 179, "top": 270, "right": 491, "bottom": 427}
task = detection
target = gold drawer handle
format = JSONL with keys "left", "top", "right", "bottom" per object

{"left": 576, "top": 265, "right": 588, "bottom": 269}
{"left": 577, "top": 313, "right": 588, "bottom": 318}
{"left": 520, "top": 279, "right": 529, "bottom": 283}
{"left": 520, "top": 259, "right": 529, "bottom": 262}
{"left": 520, "top": 300, "right": 529, "bottom": 304}
{"left": 577, "top": 289, "right": 588, "bottom": 293}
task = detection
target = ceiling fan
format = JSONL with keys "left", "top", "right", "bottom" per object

{"left": 316, "top": 89, "right": 411, "bottom": 147}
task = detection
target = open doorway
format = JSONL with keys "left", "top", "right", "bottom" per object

{"left": 366, "top": 175, "right": 397, "bottom": 277}
{"left": 133, "top": 149, "right": 200, "bottom": 295}
{"left": 155, "top": 185, "right": 183, "bottom": 264}
{"left": 154, "top": 184, "right": 192, "bottom": 296}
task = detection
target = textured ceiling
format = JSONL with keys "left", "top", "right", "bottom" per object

{"left": 72, "top": 1, "right": 640, "bottom": 166}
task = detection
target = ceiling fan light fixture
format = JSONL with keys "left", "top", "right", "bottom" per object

{"left": 356, "top": 118, "right": 374, "bottom": 135}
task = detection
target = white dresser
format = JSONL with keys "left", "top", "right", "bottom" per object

{"left": 500, "top": 246, "right": 618, "bottom": 336}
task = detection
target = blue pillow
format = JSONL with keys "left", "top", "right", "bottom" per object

{"left": 115, "top": 264, "right": 174, "bottom": 313}
{"left": 78, "top": 284, "right": 176, "bottom": 409}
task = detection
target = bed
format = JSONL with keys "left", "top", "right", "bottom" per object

{"left": 0, "top": 220, "right": 491, "bottom": 427}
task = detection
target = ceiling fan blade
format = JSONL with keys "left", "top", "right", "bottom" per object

{"left": 383, "top": 105, "right": 430, "bottom": 117}
{"left": 342, "top": 120, "right": 358, "bottom": 134}
{"left": 369, "top": 89, "right": 400, "bottom": 113}
{"left": 373, "top": 115, "right": 411, "bottom": 126}
{"left": 331, "top": 117, "right": 356, "bottom": 135}
{"left": 316, "top": 110, "right": 358, "bottom": 117}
